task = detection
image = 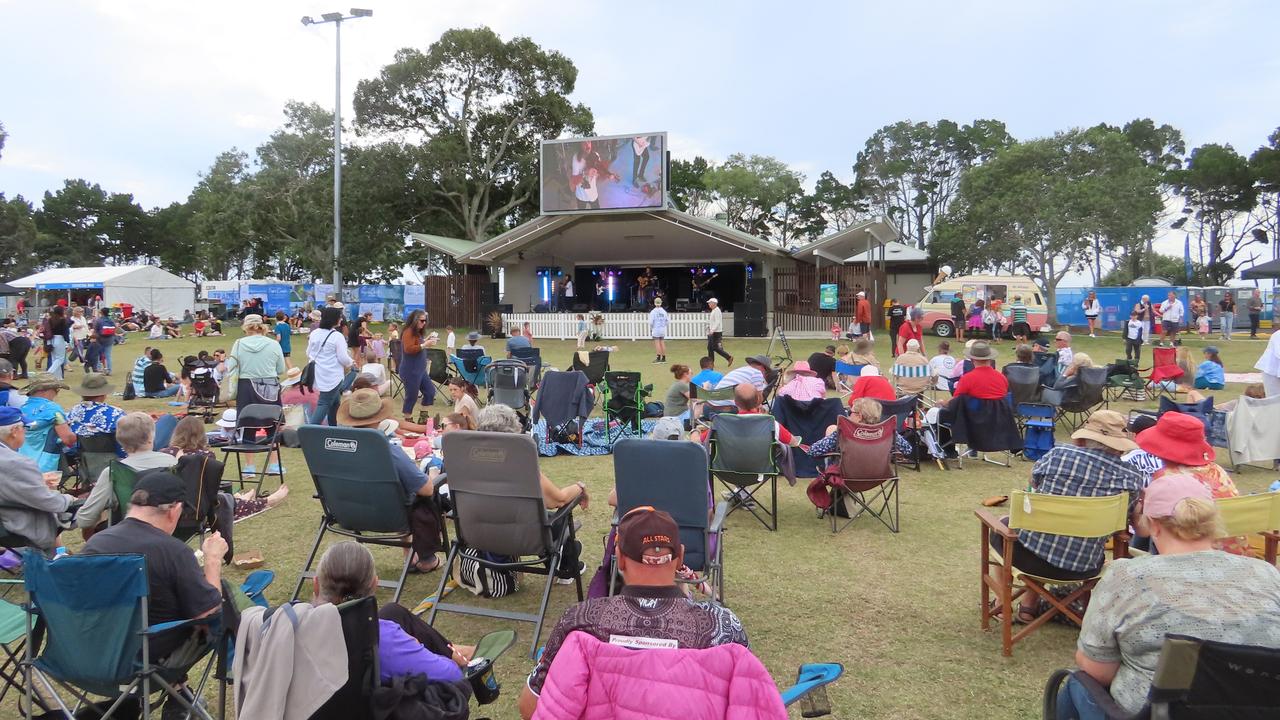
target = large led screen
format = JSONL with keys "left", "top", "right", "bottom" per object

{"left": 540, "top": 132, "right": 667, "bottom": 215}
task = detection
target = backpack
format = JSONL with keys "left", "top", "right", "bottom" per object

{"left": 456, "top": 547, "right": 517, "bottom": 599}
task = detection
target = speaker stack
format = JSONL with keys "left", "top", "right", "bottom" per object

{"left": 746, "top": 278, "right": 767, "bottom": 303}
{"left": 734, "top": 278, "right": 768, "bottom": 337}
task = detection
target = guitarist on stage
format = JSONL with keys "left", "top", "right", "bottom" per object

{"left": 692, "top": 270, "right": 717, "bottom": 305}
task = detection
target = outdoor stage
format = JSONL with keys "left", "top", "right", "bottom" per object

{"left": 507, "top": 311, "right": 731, "bottom": 341}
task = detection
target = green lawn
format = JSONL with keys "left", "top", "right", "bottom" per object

{"left": 15, "top": 325, "right": 1276, "bottom": 719}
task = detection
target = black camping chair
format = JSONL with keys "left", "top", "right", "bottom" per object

{"left": 291, "top": 426, "right": 424, "bottom": 604}
{"left": 425, "top": 347, "right": 454, "bottom": 398}
{"left": 1005, "top": 364, "right": 1043, "bottom": 408}
{"left": 307, "top": 596, "right": 380, "bottom": 720}
{"left": 1043, "top": 366, "right": 1109, "bottom": 431}
{"left": 611, "top": 439, "right": 727, "bottom": 602}
{"left": 601, "top": 371, "right": 651, "bottom": 444}
{"left": 219, "top": 403, "right": 284, "bottom": 494}
{"left": 171, "top": 452, "right": 228, "bottom": 558}
{"left": 509, "top": 346, "right": 543, "bottom": 388}
{"left": 569, "top": 350, "right": 610, "bottom": 404}
{"left": 708, "top": 414, "right": 783, "bottom": 531}
{"left": 1042, "top": 634, "right": 1280, "bottom": 719}
{"left": 429, "top": 431, "right": 583, "bottom": 658}
{"left": 879, "top": 395, "right": 921, "bottom": 472}
{"left": 71, "top": 432, "right": 118, "bottom": 495}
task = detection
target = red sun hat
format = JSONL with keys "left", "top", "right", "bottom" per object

{"left": 1136, "top": 412, "right": 1214, "bottom": 467}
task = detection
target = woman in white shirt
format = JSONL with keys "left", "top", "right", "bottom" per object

{"left": 1082, "top": 291, "right": 1101, "bottom": 338}
{"left": 574, "top": 167, "right": 600, "bottom": 210}
{"left": 70, "top": 307, "right": 91, "bottom": 366}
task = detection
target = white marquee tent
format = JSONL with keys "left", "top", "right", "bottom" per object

{"left": 9, "top": 265, "right": 197, "bottom": 319}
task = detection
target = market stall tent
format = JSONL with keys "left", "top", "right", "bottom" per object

{"left": 8, "top": 265, "right": 197, "bottom": 319}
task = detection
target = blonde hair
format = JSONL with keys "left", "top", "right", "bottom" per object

{"left": 1070, "top": 353, "right": 1094, "bottom": 369}
{"left": 168, "top": 415, "right": 209, "bottom": 453}
{"left": 850, "top": 398, "right": 883, "bottom": 424}
{"left": 1142, "top": 496, "right": 1224, "bottom": 542}
{"left": 835, "top": 344, "right": 849, "bottom": 356}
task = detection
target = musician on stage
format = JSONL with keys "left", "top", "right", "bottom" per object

{"left": 692, "top": 270, "right": 718, "bottom": 305}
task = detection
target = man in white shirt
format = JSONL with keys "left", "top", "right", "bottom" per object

{"left": 1054, "top": 331, "right": 1074, "bottom": 377}
{"left": 1255, "top": 329, "right": 1280, "bottom": 397}
{"left": 1159, "top": 290, "right": 1184, "bottom": 345}
{"left": 649, "top": 298, "right": 669, "bottom": 364}
{"left": 708, "top": 355, "right": 770, "bottom": 409}
{"left": 705, "top": 298, "right": 732, "bottom": 366}
{"left": 928, "top": 341, "right": 958, "bottom": 391}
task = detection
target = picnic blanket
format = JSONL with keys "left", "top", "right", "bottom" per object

{"left": 531, "top": 417, "right": 657, "bottom": 456}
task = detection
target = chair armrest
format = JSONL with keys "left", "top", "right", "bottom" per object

{"left": 709, "top": 501, "right": 730, "bottom": 534}
{"left": 144, "top": 613, "right": 220, "bottom": 636}
{"left": 547, "top": 491, "right": 584, "bottom": 527}
{"left": 1066, "top": 670, "right": 1132, "bottom": 720}
{"left": 974, "top": 509, "right": 1016, "bottom": 540}
{"left": 780, "top": 662, "right": 843, "bottom": 707}
{"left": 1262, "top": 530, "right": 1279, "bottom": 565}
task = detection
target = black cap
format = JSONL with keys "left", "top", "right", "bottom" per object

{"left": 130, "top": 472, "right": 186, "bottom": 507}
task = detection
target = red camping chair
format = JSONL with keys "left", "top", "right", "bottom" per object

{"left": 1146, "top": 346, "right": 1184, "bottom": 401}
{"left": 813, "top": 416, "right": 900, "bottom": 534}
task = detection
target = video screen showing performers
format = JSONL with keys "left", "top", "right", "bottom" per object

{"left": 540, "top": 133, "right": 667, "bottom": 214}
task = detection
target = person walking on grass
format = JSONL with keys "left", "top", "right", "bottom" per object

{"left": 649, "top": 297, "right": 669, "bottom": 364}
{"left": 1218, "top": 292, "right": 1235, "bottom": 341}
{"left": 1248, "top": 289, "right": 1263, "bottom": 338}
{"left": 705, "top": 297, "right": 732, "bottom": 366}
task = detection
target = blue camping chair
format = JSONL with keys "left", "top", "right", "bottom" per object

{"left": 610, "top": 439, "right": 728, "bottom": 602}
{"left": 451, "top": 349, "right": 492, "bottom": 390}
{"left": 21, "top": 552, "right": 221, "bottom": 720}
{"left": 833, "top": 360, "right": 865, "bottom": 397}
{"left": 152, "top": 414, "right": 179, "bottom": 452}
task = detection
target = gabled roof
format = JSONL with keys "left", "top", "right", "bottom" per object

{"left": 790, "top": 217, "right": 900, "bottom": 264}
{"left": 408, "top": 232, "right": 480, "bottom": 258}
{"left": 10, "top": 265, "right": 196, "bottom": 289}
{"left": 846, "top": 240, "right": 928, "bottom": 264}
{"left": 423, "top": 208, "right": 791, "bottom": 266}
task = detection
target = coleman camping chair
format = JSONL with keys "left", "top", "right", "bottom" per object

{"left": 611, "top": 439, "right": 727, "bottom": 602}
{"left": 976, "top": 491, "right": 1130, "bottom": 656}
{"left": 817, "top": 416, "right": 900, "bottom": 533}
{"left": 429, "top": 431, "right": 583, "bottom": 658}
{"left": 291, "top": 426, "right": 422, "bottom": 604}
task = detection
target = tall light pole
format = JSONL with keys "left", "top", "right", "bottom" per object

{"left": 302, "top": 8, "right": 372, "bottom": 291}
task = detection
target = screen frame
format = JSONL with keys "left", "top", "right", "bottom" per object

{"left": 539, "top": 131, "right": 668, "bottom": 216}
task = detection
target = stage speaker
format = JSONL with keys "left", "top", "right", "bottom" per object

{"left": 746, "top": 278, "right": 767, "bottom": 303}
{"left": 478, "top": 303, "right": 510, "bottom": 329}
{"left": 733, "top": 301, "right": 767, "bottom": 337}
{"left": 487, "top": 282, "right": 501, "bottom": 304}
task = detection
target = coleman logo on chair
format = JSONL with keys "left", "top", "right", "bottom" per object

{"left": 852, "top": 427, "right": 884, "bottom": 441}
{"left": 470, "top": 447, "right": 507, "bottom": 463}
{"left": 324, "top": 438, "right": 358, "bottom": 453}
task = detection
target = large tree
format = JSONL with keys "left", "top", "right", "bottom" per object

{"left": 354, "top": 27, "right": 593, "bottom": 242}
{"left": 702, "top": 153, "right": 804, "bottom": 243}
{"left": 790, "top": 171, "right": 867, "bottom": 240}
{"left": 0, "top": 194, "right": 49, "bottom": 279}
{"left": 852, "top": 119, "right": 1013, "bottom": 249}
{"left": 1250, "top": 127, "right": 1280, "bottom": 255}
{"left": 33, "top": 179, "right": 154, "bottom": 267}
{"left": 668, "top": 156, "right": 713, "bottom": 216}
{"left": 1170, "top": 143, "right": 1262, "bottom": 283}
{"left": 931, "top": 127, "right": 1162, "bottom": 320}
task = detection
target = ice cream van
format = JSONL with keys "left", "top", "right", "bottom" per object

{"left": 915, "top": 274, "right": 1049, "bottom": 338}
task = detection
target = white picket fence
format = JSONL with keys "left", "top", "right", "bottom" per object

{"left": 505, "top": 312, "right": 733, "bottom": 341}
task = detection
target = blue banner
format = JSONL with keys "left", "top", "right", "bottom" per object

{"left": 246, "top": 284, "right": 294, "bottom": 316}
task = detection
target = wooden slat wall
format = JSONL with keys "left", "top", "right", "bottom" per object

{"left": 424, "top": 275, "right": 485, "bottom": 328}
{"left": 772, "top": 263, "right": 887, "bottom": 332}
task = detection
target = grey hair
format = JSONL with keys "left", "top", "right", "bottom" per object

{"left": 476, "top": 403, "right": 522, "bottom": 434}
{"left": 116, "top": 412, "right": 156, "bottom": 454}
{"left": 0, "top": 422, "right": 23, "bottom": 441}
{"left": 315, "top": 542, "right": 376, "bottom": 604}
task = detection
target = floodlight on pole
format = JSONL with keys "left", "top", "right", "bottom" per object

{"left": 302, "top": 8, "right": 373, "bottom": 291}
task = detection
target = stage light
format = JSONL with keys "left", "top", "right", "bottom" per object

{"left": 541, "top": 275, "right": 549, "bottom": 304}
{"left": 709, "top": 267, "right": 716, "bottom": 273}
{"left": 607, "top": 274, "right": 615, "bottom": 304}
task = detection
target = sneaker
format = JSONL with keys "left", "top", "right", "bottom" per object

{"left": 241, "top": 465, "right": 257, "bottom": 476}
{"left": 652, "top": 356, "right": 662, "bottom": 364}
{"left": 555, "top": 561, "right": 587, "bottom": 585}
{"left": 266, "top": 463, "right": 282, "bottom": 475}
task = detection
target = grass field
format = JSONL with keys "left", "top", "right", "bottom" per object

{"left": 15, "top": 324, "right": 1277, "bottom": 719}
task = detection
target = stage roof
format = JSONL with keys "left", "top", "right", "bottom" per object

{"left": 419, "top": 208, "right": 791, "bottom": 266}
{"left": 1241, "top": 257, "right": 1280, "bottom": 280}
{"left": 790, "top": 217, "right": 900, "bottom": 264}
{"left": 846, "top": 240, "right": 927, "bottom": 264}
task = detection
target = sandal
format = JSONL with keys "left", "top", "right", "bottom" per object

{"left": 987, "top": 599, "right": 1038, "bottom": 625}
{"left": 407, "top": 557, "right": 442, "bottom": 574}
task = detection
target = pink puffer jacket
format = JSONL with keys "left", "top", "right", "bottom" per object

{"left": 531, "top": 631, "right": 787, "bottom": 720}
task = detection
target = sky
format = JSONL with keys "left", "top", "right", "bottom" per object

{"left": 2, "top": 0, "right": 1279, "bottom": 272}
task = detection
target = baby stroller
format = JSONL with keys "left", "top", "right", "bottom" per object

{"left": 183, "top": 355, "right": 221, "bottom": 422}
{"left": 486, "top": 359, "right": 532, "bottom": 430}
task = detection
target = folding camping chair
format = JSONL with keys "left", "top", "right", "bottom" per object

{"left": 21, "top": 553, "right": 222, "bottom": 720}
{"left": 1216, "top": 491, "right": 1280, "bottom": 565}
{"left": 1146, "top": 345, "right": 1185, "bottom": 402}
{"left": 690, "top": 384, "right": 737, "bottom": 422}
{"left": 486, "top": 358, "right": 533, "bottom": 426}
{"left": 1041, "top": 366, "right": 1109, "bottom": 431}
{"left": 303, "top": 595, "right": 380, "bottom": 720}
{"left": 1004, "top": 364, "right": 1042, "bottom": 409}
{"left": 611, "top": 439, "right": 727, "bottom": 602}
{"left": 976, "top": 491, "right": 1130, "bottom": 656}
{"left": 569, "top": 350, "right": 610, "bottom": 408}
{"left": 1104, "top": 359, "right": 1145, "bottom": 402}
{"left": 601, "top": 371, "right": 651, "bottom": 443}
{"left": 509, "top": 346, "right": 543, "bottom": 388}
{"left": 429, "top": 431, "right": 583, "bottom": 658}
{"left": 0, "top": 590, "right": 47, "bottom": 714}
{"left": 879, "top": 395, "right": 921, "bottom": 472}
{"left": 818, "top": 416, "right": 900, "bottom": 533}
{"left": 943, "top": 396, "right": 1024, "bottom": 468}
{"left": 531, "top": 370, "right": 593, "bottom": 449}
{"left": 1042, "top": 634, "right": 1280, "bottom": 720}
{"left": 171, "top": 452, "right": 228, "bottom": 557}
{"left": 424, "top": 347, "right": 454, "bottom": 398}
{"left": 291, "top": 426, "right": 420, "bottom": 604}
{"left": 707, "top": 414, "right": 783, "bottom": 531}
{"left": 1017, "top": 402, "right": 1057, "bottom": 461}
{"left": 833, "top": 361, "right": 865, "bottom": 398}
{"left": 219, "top": 403, "right": 285, "bottom": 494}
{"left": 451, "top": 347, "right": 492, "bottom": 392}
{"left": 69, "top": 432, "right": 117, "bottom": 496}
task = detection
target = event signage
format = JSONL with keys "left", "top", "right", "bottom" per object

{"left": 540, "top": 132, "right": 667, "bottom": 215}
{"left": 819, "top": 284, "right": 838, "bottom": 310}
{"left": 403, "top": 285, "right": 425, "bottom": 310}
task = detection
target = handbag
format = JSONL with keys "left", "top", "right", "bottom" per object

{"left": 299, "top": 330, "right": 337, "bottom": 392}
{"left": 219, "top": 340, "right": 241, "bottom": 403}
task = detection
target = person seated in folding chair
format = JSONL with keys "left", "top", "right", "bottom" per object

{"left": 703, "top": 355, "right": 771, "bottom": 418}
{"left": 775, "top": 360, "right": 826, "bottom": 401}
{"left": 1056, "top": 474, "right": 1280, "bottom": 720}
{"left": 1049, "top": 352, "right": 1095, "bottom": 397}
{"left": 81, "top": 471, "right": 227, "bottom": 716}
{"left": 312, "top": 541, "right": 474, "bottom": 684}
{"left": 337, "top": 388, "right": 447, "bottom": 574}
{"left": 847, "top": 365, "right": 895, "bottom": 403}
{"left": 806, "top": 397, "right": 913, "bottom": 468}
{"left": 476, "top": 403, "right": 589, "bottom": 581}
{"left": 891, "top": 339, "right": 933, "bottom": 396}
{"left": 0, "top": 406, "right": 81, "bottom": 556}
{"left": 65, "top": 372, "right": 124, "bottom": 454}
{"left": 928, "top": 341, "right": 958, "bottom": 393}
{"left": 444, "top": 377, "right": 479, "bottom": 429}
{"left": 987, "top": 410, "right": 1142, "bottom": 625}
{"left": 77, "top": 412, "right": 178, "bottom": 534}
{"left": 519, "top": 507, "right": 748, "bottom": 720}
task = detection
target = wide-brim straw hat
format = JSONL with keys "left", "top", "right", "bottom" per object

{"left": 73, "top": 372, "right": 115, "bottom": 397}
{"left": 336, "top": 388, "right": 398, "bottom": 427}
{"left": 1069, "top": 410, "right": 1137, "bottom": 453}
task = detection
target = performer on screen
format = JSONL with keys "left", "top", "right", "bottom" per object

{"left": 632, "top": 136, "right": 652, "bottom": 186}
{"left": 569, "top": 141, "right": 616, "bottom": 209}
{"left": 574, "top": 167, "right": 601, "bottom": 210}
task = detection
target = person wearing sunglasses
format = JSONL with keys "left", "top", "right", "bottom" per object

{"left": 519, "top": 507, "right": 749, "bottom": 719}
